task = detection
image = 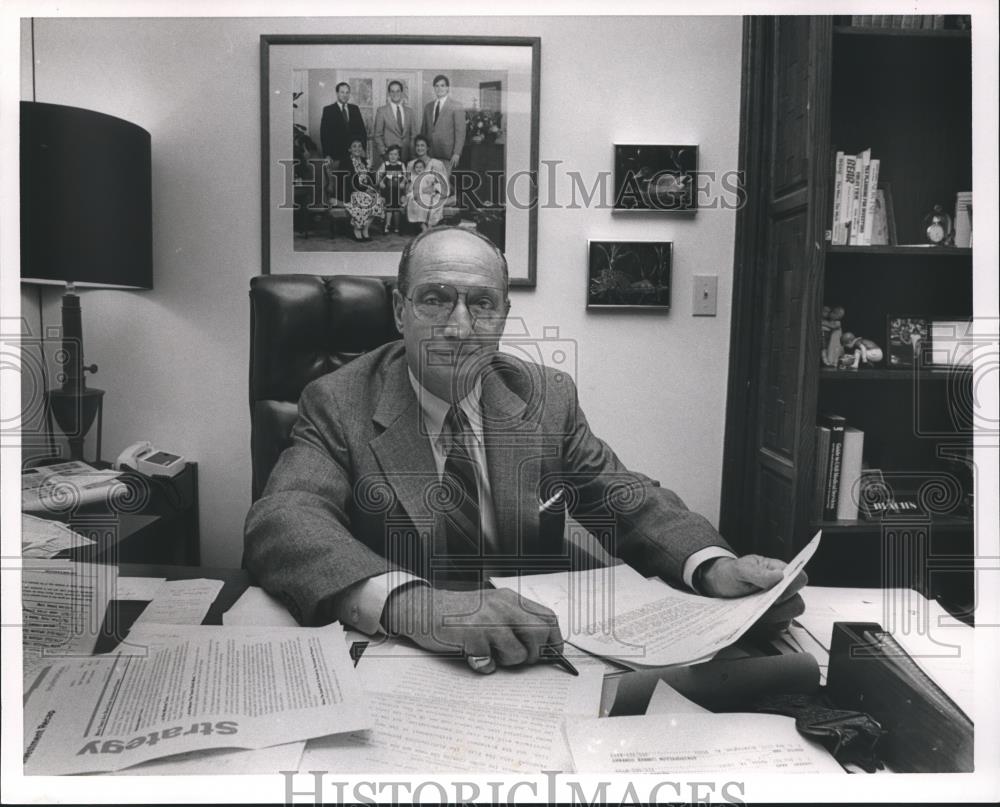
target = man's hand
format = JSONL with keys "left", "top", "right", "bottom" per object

{"left": 699, "top": 555, "right": 807, "bottom": 632}
{"left": 449, "top": 154, "right": 460, "bottom": 169}
{"left": 382, "top": 585, "right": 563, "bottom": 674}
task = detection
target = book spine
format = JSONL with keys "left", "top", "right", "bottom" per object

{"left": 836, "top": 427, "right": 865, "bottom": 520}
{"left": 849, "top": 152, "right": 865, "bottom": 245}
{"left": 814, "top": 426, "right": 832, "bottom": 520}
{"left": 819, "top": 415, "right": 847, "bottom": 520}
{"left": 954, "top": 193, "right": 972, "bottom": 247}
{"left": 862, "top": 159, "right": 880, "bottom": 247}
{"left": 832, "top": 152, "right": 845, "bottom": 244}
{"left": 843, "top": 155, "right": 857, "bottom": 244}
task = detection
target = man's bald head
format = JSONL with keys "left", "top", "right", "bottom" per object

{"left": 397, "top": 227, "right": 509, "bottom": 295}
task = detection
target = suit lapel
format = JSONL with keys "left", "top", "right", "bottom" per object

{"left": 370, "top": 353, "right": 558, "bottom": 560}
{"left": 369, "top": 357, "right": 438, "bottom": 530}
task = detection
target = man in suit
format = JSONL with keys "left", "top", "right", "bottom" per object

{"left": 320, "top": 81, "right": 368, "bottom": 167}
{"left": 245, "top": 227, "right": 806, "bottom": 674}
{"left": 372, "top": 80, "right": 415, "bottom": 164}
{"left": 420, "top": 74, "right": 466, "bottom": 174}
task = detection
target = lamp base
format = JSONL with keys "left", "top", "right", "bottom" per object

{"left": 47, "top": 386, "right": 104, "bottom": 463}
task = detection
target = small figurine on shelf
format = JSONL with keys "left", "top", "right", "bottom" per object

{"left": 838, "top": 332, "right": 884, "bottom": 370}
{"left": 821, "top": 305, "right": 845, "bottom": 367}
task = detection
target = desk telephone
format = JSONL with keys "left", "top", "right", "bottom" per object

{"left": 114, "top": 441, "right": 186, "bottom": 478}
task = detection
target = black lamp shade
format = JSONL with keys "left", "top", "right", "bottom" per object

{"left": 20, "top": 101, "right": 152, "bottom": 289}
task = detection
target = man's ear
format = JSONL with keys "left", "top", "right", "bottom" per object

{"left": 392, "top": 288, "right": 405, "bottom": 333}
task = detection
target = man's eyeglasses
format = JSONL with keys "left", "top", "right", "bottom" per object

{"left": 404, "top": 282, "right": 509, "bottom": 324}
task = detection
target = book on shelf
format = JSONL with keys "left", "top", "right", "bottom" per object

{"left": 836, "top": 427, "right": 865, "bottom": 520}
{"left": 954, "top": 191, "right": 972, "bottom": 248}
{"left": 853, "top": 149, "right": 871, "bottom": 245}
{"left": 830, "top": 149, "right": 882, "bottom": 246}
{"left": 814, "top": 413, "right": 847, "bottom": 521}
{"left": 861, "top": 158, "right": 880, "bottom": 247}
{"left": 831, "top": 151, "right": 845, "bottom": 242}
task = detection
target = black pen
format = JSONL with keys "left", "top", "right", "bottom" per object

{"left": 541, "top": 644, "right": 579, "bottom": 676}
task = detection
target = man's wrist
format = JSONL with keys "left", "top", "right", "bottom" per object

{"left": 693, "top": 557, "right": 724, "bottom": 595}
{"left": 380, "top": 580, "right": 431, "bottom": 635}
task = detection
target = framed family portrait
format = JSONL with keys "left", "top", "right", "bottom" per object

{"left": 261, "top": 35, "right": 540, "bottom": 285}
{"left": 886, "top": 315, "right": 930, "bottom": 368}
{"left": 587, "top": 240, "right": 672, "bottom": 310}
{"left": 612, "top": 144, "right": 698, "bottom": 212}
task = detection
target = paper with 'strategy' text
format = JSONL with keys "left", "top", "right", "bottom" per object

{"left": 492, "top": 532, "right": 821, "bottom": 668}
{"left": 301, "top": 637, "right": 605, "bottom": 773}
{"left": 22, "top": 623, "right": 370, "bottom": 774}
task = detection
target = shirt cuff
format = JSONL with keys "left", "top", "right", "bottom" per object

{"left": 332, "top": 571, "right": 427, "bottom": 635}
{"left": 682, "top": 547, "right": 737, "bottom": 591}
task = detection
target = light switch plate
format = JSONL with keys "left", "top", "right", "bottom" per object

{"left": 692, "top": 275, "right": 718, "bottom": 317}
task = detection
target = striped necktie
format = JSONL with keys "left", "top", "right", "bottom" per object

{"left": 395, "top": 104, "right": 403, "bottom": 131}
{"left": 433, "top": 100, "right": 440, "bottom": 125}
{"left": 442, "top": 405, "right": 483, "bottom": 559}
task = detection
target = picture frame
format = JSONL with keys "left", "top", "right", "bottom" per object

{"left": 870, "top": 181, "right": 897, "bottom": 246}
{"left": 886, "top": 315, "right": 930, "bottom": 368}
{"left": 612, "top": 144, "right": 698, "bottom": 212}
{"left": 261, "top": 35, "right": 540, "bottom": 286}
{"left": 587, "top": 241, "right": 672, "bottom": 310}
{"left": 928, "top": 318, "right": 974, "bottom": 367}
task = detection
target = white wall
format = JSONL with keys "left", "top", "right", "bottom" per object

{"left": 19, "top": 15, "right": 742, "bottom": 567}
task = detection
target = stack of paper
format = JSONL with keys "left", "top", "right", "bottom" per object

{"left": 22, "top": 461, "right": 127, "bottom": 513}
{"left": 21, "top": 514, "right": 96, "bottom": 557}
{"left": 566, "top": 710, "right": 843, "bottom": 773}
{"left": 301, "top": 637, "right": 605, "bottom": 773}
{"left": 22, "top": 622, "right": 370, "bottom": 774}
{"left": 492, "top": 533, "right": 820, "bottom": 668}
{"left": 21, "top": 560, "right": 116, "bottom": 683}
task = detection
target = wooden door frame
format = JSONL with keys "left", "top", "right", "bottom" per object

{"left": 719, "top": 17, "right": 773, "bottom": 552}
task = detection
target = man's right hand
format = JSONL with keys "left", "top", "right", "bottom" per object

{"left": 381, "top": 585, "right": 563, "bottom": 675}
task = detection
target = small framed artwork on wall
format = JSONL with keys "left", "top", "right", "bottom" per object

{"left": 613, "top": 144, "right": 698, "bottom": 212}
{"left": 587, "top": 241, "right": 672, "bottom": 310}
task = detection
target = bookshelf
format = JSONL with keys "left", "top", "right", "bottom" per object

{"left": 721, "top": 16, "right": 974, "bottom": 617}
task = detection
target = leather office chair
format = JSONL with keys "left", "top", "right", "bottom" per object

{"left": 248, "top": 274, "right": 400, "bottom": 500}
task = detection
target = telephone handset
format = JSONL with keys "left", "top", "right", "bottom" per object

{"left": 114, "top": 441, "right": 186, "bottom": 478}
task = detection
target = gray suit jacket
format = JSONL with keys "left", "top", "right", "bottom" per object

{"left": 420, "top": 96, "right": 466, "bottom": 162}
{"left": 372, "top": 102, "right": 416, "bottom": 163}
{"left": 244, "top": 341, "right": 730, "bottom": 625}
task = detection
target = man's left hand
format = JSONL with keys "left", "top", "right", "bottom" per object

{"left": 699, "top": 555, "right": 807, "bottom": 632}
{"left": 449, "top": 154, "right": 460, "bottom": 169}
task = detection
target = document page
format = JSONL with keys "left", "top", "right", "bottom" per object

{"left": 301, "top": 639, "right": 605, "bottom": 773}
{"left": 566, "top": 712, "right": 844, "bottom": 774}
{"left": 21, "top": 514, "right": 96, "bottom": 557}
{"left": 133, "top": 578, "right": 224, "bottom": 625}
{"left": 492, "top": 532, "right": 821, "bottom": 668}
{"left": 21, "top": 560, "right": 115, "bottom": 683}
{"left": 222, "top": 585, "right": 299, "bottom": 627}
{"left": 108, "top": 742, "right": 306, "bottom": 776}
{"left": 22, "top": 623, "right": 371, "bottom": 774}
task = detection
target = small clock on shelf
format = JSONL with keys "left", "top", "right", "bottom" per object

{"left": 921, "top": 204, "right": 954, "bottom": 246}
